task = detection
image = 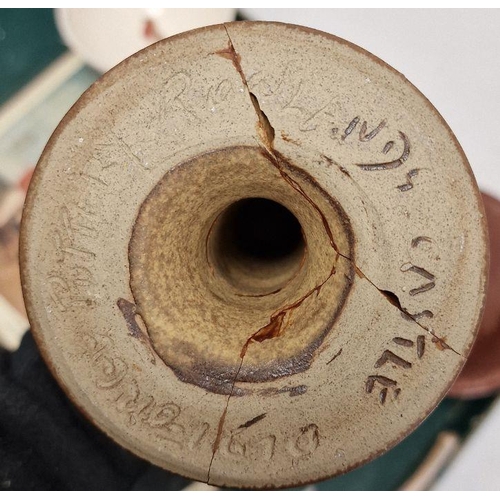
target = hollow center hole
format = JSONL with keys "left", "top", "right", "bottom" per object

{"left": 209, "top": 198, "right": 306, "bottom": 295}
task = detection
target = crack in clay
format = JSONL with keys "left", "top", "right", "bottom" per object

{"left": 350, "top": 265, "right": 461, "bottom": 356}
{"left": 207, "top": 27, "right": 313, "bottom": 482}
{"left": 207, "top": 25, "right": 461, "bottom": 483}
{"left": 241, "top": 262, "right": 337, "bottom": 356}
{"left": 299, "top": 163, "right": 442, "bottom": 344}
{"left": 206, "top": 257, "right": 335, "bottom": 482}
{"left": 218, "top": 26, "right": 276, "bottom": 152}
{"left": 207, "top": 354, "right": 245, "bottom": 483}
{"left": 249, "top": 92, "right": 276, "bottom": 151}
{"left": 255, "top": 134, "right": 456, "bottom": 352}
{"left": 242, "top": 85, "right": 459, "bottom": 355}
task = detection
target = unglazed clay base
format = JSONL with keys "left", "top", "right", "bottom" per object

{"left": 20, "top": 22, "right": 488, "bottom": 488}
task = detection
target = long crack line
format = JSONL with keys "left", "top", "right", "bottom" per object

{"left": 346, "top": 263, "right": 462, "bottom": 356}
{"left": 206, "top": 26, "right": 462, "bottom": 482}
{"left": 244, "top": 76, "right": 460, "bottom": 355}
{"left": 255, "top": 144, "right": 459, "bottom": 353}
{"left": 206, "top": 355, "right": 245, "bottom": 484}
{"left": 223, "top": 24, "right": 461, "bottom": 349}
{"left": 205, "top": 26, "right": 254, "bottom": 484}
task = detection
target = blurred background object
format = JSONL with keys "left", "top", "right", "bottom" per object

{"left": 433, "top": 397, "right": 500, "bottom": 490}
{"left": 449, "top": 193, "right": 500, "bottom": 400}
{"left": 0, "top": 178, "right": 28, "bottom": 351}
{"left": 0, "top": 9, "right": 65, "bottom": 105}
{"left": 55, "top": 8, "right": 236, "bottom": 73}
{"left": 1, "top": 8, "right": 499, "bottom": 491}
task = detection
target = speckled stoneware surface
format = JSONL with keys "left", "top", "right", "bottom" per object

{"left": 20, "top": 22, "right": 488, "bottom": 488}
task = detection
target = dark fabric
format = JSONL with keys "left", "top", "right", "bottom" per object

{"left": 0, "top": 332, "right": 190, "bottom": 490}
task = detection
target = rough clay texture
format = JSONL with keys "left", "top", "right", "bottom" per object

{"left": 20, "top": 22, "right": 487, "bottom": 488}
